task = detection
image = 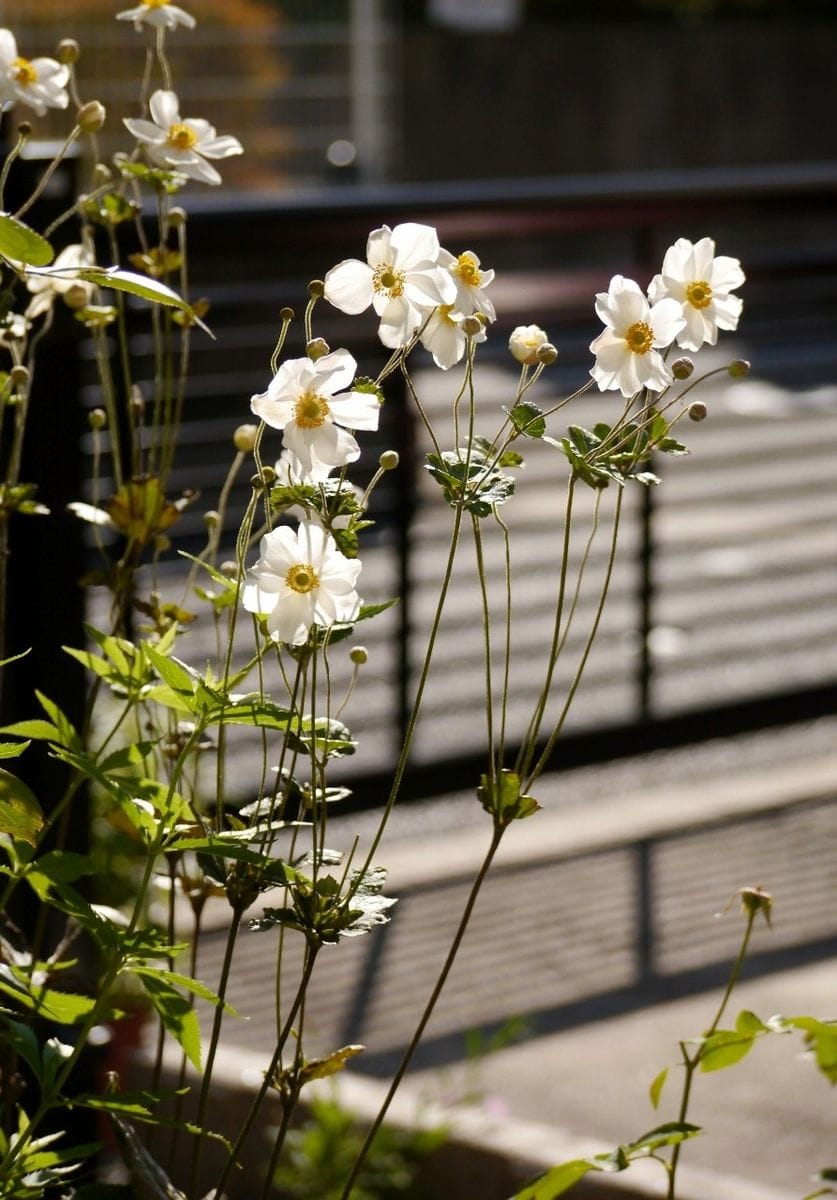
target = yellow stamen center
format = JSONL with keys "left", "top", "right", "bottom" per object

{"left": 685, "top": 280, "right": 713, "bottom": 309}
{"left": 455, "top": 252, "right": 482, "bottom": 287}
{"left": 143, "top": 0, "right": 172, "bottom": 8}
{"left": 166, "top": 122, "right": 198, "bottom": 151}
{"left": 293, "top": 391, "right": 330, "bottom": 429}
{"left": 625, "top": 321, "right": 654, "bottom": 355}
{"left": 285, "top": 562, "right": 319, "bottom": 595}
{"left": 373, "top": 264, "right": 405, "bottom": 298}
{"left": 12, "top": 57, "right": 37, "bottom": 87}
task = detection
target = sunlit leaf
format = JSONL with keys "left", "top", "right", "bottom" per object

{"left": 0, "top": 213, "right": 53, "bottom": 266}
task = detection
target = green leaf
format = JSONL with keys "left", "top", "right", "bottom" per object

{"left": 132, "top": 967, "right": 237, "bottom": 1016}
{"left": 0, "top": 1015, "right": 42, "bottom": 1080}
{"left": 735, "top": 1009, "right": 768, "bottom": 1035}
{"left": 512, "top": 1159, "right": 601, "bottom": 1199}
{"left": 698, "top": 1029, "right": 755, "bottom": 1072}
{"left": 136, "top": 972, "right": 201, "bottom": 1070}
{"left": 477, "top": 769, "right": 540, "bottom": 825}
{"left": 626, "top": 1122, "right": 701, "bottom": 1155}
{"left": 0, "top": 719, "right": 63, "bottom": 743}
{"left": 649, "top": 1066, "right": 668, "bottom": 1109}
{"left": 506, "top": 401, "right": 546, "bottom": 439}
{"left": 72, "top": 266, "right": 212, "bottom": 333}
{"left": 0, "top": 739, "right": 30, "bottom": 758}
{"left": 0, "top": 213, "right": 53, "bottom": 266}
{"left": 0, "top": 768, "right": 44, "bottom": 844}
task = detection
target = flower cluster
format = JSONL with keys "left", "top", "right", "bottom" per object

{"left": 590, "top": 237, "right": 744, "bottom": 398}
{"left": 323, "top": 221, "right": 497, "bottom": 367}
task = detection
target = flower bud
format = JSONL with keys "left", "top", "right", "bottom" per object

{"left": 672, "top": 356, "right": 694, "bottom": 380}
{"left": 17, "top": 122, "right": 31, "bottom": 139}
{"left": 168, "top": 206, "right": 187, "bottom": 228}
{"left": 64, "top": 284, "right": 90, "bottom": 310}
{"left": 93, "top": 163, "right": 112, "bottom": 185}
{"left": 738, "top": 885, "right": 772, "bottom": 925}
{"left": 9, "top": 365, "right": 29, "bottom": 388}
{"left": 220, "top": 560, "right": 238, "bottom": 578}
{"left": 379, "top": 450, "right": 399, "bottom": 471}
{"left": 509, "top": 324, "right": 548, "bottom": 365}
{"left": 349, "top": 646, "right": 368, "bottom": 666}
{"left": 233, "top": 423, "right": 258, "bottom": 453}
{"left": 203, "top": 510, "right": 220, "bottom": 529}
{"left": 306, "top": 337, "right": 330, "bottom": 361}
{"left": 536, "top": 342, "right": 559, "bottom": 365}
{"left": 155, "top": 534, "right": 171, "bottom": 553}
{"left": 307, "top": 279, "right": 325, "bottom": 299}
{"left": 57, "top": 38, "right": 80, "bottom": 65}
{"left": 688, "top": 401, "right": 707, "bottom": 422}
{"left": 462, "top": 315, "right": 482, "bottom": 337}
{"left": 88, "top": 408, "right": 106, "bottom": 431}
{"left": 77, "top": 101, "right": 106, "bottom": 134}
{"left": 279, "top": 306, "right": 294, "bottom": 323}
{"left": 728, "top": 359, "right": 750, "bottom": 378}
{"left": 129, "top": 386, "right": 144, "bottom": 419}
{"left": 250, "top": 467, "right": 276, "bottom": 490}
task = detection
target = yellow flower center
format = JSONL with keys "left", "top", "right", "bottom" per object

{"left": 285, "top": 562, "right": 319, "bottom": 595}
{"left": 685, "top": 280, "right": 713, "bottom": 309}
{"left": 143, "top": 0, "right": 172, "bottom": 8}
{"left": 625, "top": 321, "right": 654, "bottom": 355}
{"left": 372, "top": 264, "right": 405, "bottom": 298}
{"left": 455, "top": 252, "right": 481, "bottom": 287}
{"left": 12, "top": 57, "right": 37, "bottom": 87}
{"left": 166, "top": 122, "right": 198, "bottom": 151}
{"left": 293, "top": 391, "right": 330, "bottom": 429}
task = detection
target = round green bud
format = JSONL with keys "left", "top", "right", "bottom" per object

{"left": 307, "top": 279, "right": 325, "bottom": 299}
{"left": 672, "top": 357, "right": 695, "bottom": 380}
{"left": 728, "top": 359, "right": 751, "bottom": 378}
{"left": 203, "top": 510, "right": 221, "bottom": 529}
{"left": 280, "top": 306, "right": 295, "bottom": 322}
{"left": 57, "top": 38, "right": 80, "bottom": 65}
{"left": 220, "top": 560, "right": 238, "bottom": 578}
{"left": 155, "top": 534, "right": 171, "bottom": 553}
{"left": 536, "top": 342, "right": 559, "bottom": 365}
{"left": 688, "top": 401, "right": 707, "bottom": 422}
{"left": 64, "top": 284, "right": 90, "bottom": 310}
{"left": 461, "top": 315, "right": 482, "bottom": 337}
{"left": 379, "top": 450, "right": 399, "bottom": 471}
{"left": 306, "top": 337, "right": 330, "bottom": 361}
{"left": 17, "top": 122, "right": 31, "bottom": 139}
{"left": 88, "top": 408, "right": 107, "bottom": 431}
{"left": 349, "top": 646, "right": 368, "bottom": 665}
{"left": 168, "top": 206, "right": 187, "bottom": 228}
{"left": 233, "top": 423, "right": 259, "bottom": 453}
{"left": 9, "top": 365, "right": 29, "bottom": 388}
{"left": 77, "top": 100, "right": 106, "bottom": 133}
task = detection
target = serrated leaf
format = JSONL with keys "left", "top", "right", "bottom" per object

{"left": 0, "top": 1014, "right": 42, "bottom": 1080}
{"left": 0, "top": 739, "right": 29, "bottom": 758}
{"left": 297, "top": 1044, "right": 365, "bottom": 1086}
{"left": 0, "top": 768, "right": 44, "bottom": 844}
{"left": 506, "top": 401, "right": 546, "bottom": 439}
{"left": 137, "top": 972, "right": 201, "bottom": 1070}
{"left": 72, "top": 267, "right": 211, "bottom": 334}
{"left": 0, "top": 213, "right": 53, "bottom": 266}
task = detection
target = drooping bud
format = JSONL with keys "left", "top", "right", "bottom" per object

{"left": 509, "top": 324, "right": 548, "bottom": 365}
{"left": 307, "top": 279, "right": 325, "bottom": 299}
{"left": 233, "top": 423, "right": 258, "bottom": 453}
{"left": 17, "top": 122, "right": 32, "bottom": 139}
{"left": 349, "top": 646, "right": 368, "bottom": 665}
{"left": 57, "top": 38, "right": 80, "bottom": 65}
{"left": 168, "top": 206, "right": 187, "bottom": 228}
{"left": 536, "top": 342, "right": 559, "bottom": 366}
{"left": 688, "top": 401, "right": 707, "bottom": 422}
{"left": 738, "top": 885, "right": 772, "bottom": 926}
{"left": 279, "top": 306, "right": 294, "bottom": 323}
{"left": 203, "top": 510, "right": 220, "bottom": 530}
{"left": 88, "top": 408, "right": 107, "bottom": 431}
{"left": 9, "top": 366, "right": 29, "bottom": 388}
{"left": 379, "top": 450, "right": 399, "bottom": 471}
{"left": 77, "top": 101, "right": 106, "bottom": 134}
{"left": 462, "top": 315, "right": 482, "bottom": 337}
{"left": 306, "top": 337, "right": 330, "bottom": 361}
{"left": 672, "top": 356, "right": 695, "bottom": 380}
{"left": 728, "top": 359, "right": 750, "bottom": 378}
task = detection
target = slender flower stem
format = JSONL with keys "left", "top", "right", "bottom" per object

{"left": 338, "top": 824, "right": 506, "bottom": 1200}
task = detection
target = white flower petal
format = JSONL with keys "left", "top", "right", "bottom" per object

{"left": 324, "top": 259, "right": 375, "bottom": 315}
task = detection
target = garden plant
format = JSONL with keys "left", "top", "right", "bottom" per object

{"left": 0, "top": 5, "right": 834, "bottom": 1200}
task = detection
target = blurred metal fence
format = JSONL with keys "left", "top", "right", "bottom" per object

{"left": 74, "top": 162, "right": 837, "bottom": 805}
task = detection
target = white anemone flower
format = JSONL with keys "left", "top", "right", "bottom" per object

{"left": 251, "top": 348, "right": 380, "bottom": 475}
{"left": 590, "top": 276, "right": 685, "bottom": 398}
{"left": 324, "top": 223, "right": 457, "bottom": 349}
{"left": 123, "top": 90, "right": 242, "bottom": 185}
{"left": 242, "top": 520, "right": 362, "bottom": 646}
{"left": 440, "top": 248, "right": 496, "bottom": 322}
{"left": 509, "top": 325, "right": 548, "bottom": 365}
{"left": 419, "top": 305, "right": 486, "bottom": 370}
{"left": 117, "top": 0, "right": 196, "bottom": 31}
{"left": 648, "top": 237, "right": 745, "bottom": 353}
{"left": 0, "top": 30, "right": 68, "bottom": 117}
{"left": 275, "top": 446, "right": 334, "bottom": 487}
{"left": 24, "top": 243, "right": 95, "bottom": 321}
